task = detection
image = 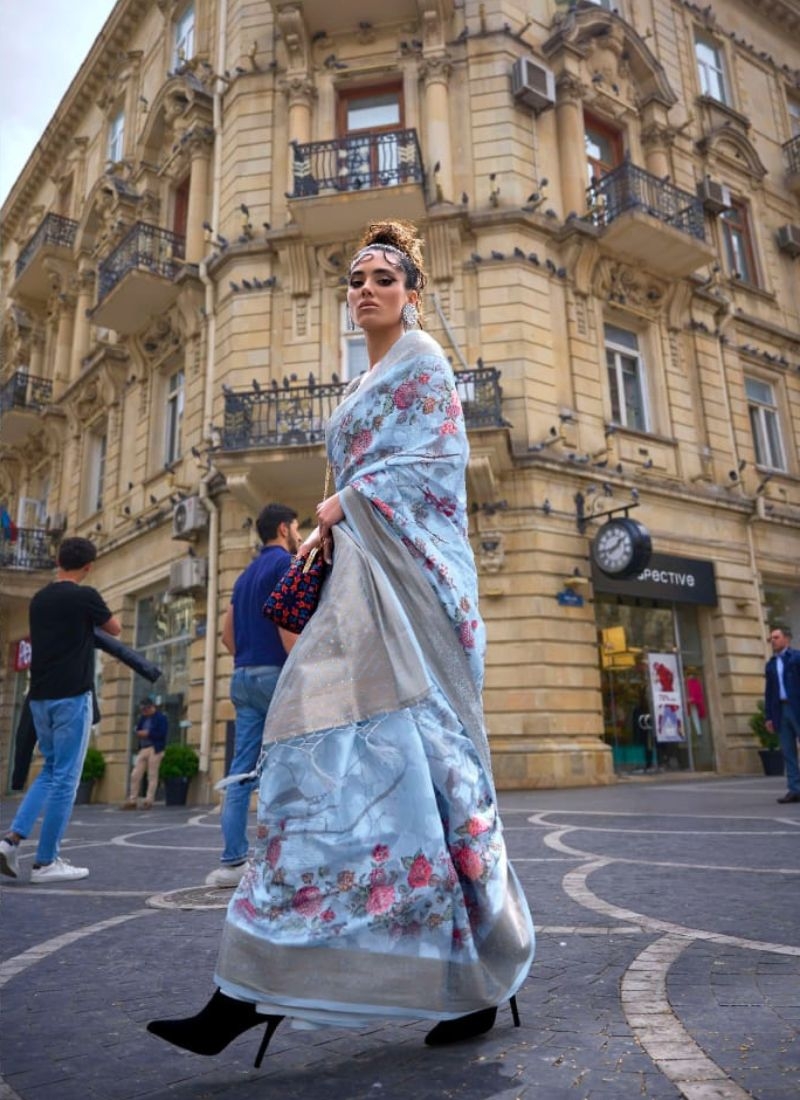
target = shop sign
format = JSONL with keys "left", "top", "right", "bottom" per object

{"left": 13, "top": 638, "right": 32, "bottom": 671}
{"left": 647, "top": 653, "right": 687, "bottom": 743}
{"left": 591, "top": 552, "right": 717, "bottom": 605}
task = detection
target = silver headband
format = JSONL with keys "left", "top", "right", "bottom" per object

{"left": 349, "top": 244, "right": 409, "bottom": 272}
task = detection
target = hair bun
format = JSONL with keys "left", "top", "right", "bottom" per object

{"left": 357, "top": 220, "right": 425, "bottom": 283}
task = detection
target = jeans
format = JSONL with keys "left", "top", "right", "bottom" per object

{"left": 11, "top": 692, "right": 93, "bottom": 865}
{"left": 221, "top": 665, "right": 281, "bottom": 865}
{"left": 778, "top": 702, "right": 800, "bottom": 794}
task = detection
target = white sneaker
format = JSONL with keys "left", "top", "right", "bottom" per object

{"left": 205, "top": 863, "right": 246, "bottom": 888}
{"left": 30, "top": 858, "right": 89, "bottom": 884}
{"left": 0, "top": 838, "right": 20, "bottom": 879}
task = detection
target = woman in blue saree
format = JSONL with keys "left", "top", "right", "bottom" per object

{"left": 148, "top": 220, "right": 534, "bottom": 1064}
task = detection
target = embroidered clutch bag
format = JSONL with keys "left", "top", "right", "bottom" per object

{"left": 262, "top": 546, "right": 327, "bottom": 634}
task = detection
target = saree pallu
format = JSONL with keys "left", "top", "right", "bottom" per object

{"left": 215, "top": 497, "right": 534, "bottom": 1025}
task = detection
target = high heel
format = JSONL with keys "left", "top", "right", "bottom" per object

{"left": 424, "top": 996, "right": 521, "bottom": 1047}
{"left": 147, "top": 988, "right": 283, "bottom": 1066}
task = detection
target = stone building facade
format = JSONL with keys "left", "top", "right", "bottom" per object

{"left": 1, "top": 0, "right": 799, "bottom": 799}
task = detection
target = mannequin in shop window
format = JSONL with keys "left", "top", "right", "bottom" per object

{"left": 685, "top": 667, "right": 706, "bottom": 740}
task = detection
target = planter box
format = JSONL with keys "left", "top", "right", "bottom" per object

{"left": 758, "top": 749, "right": 785, "bottom": 777}
{"left": 163, "top": 776, "right": 190, "bottom": 806}
{"left": 74, "top": 779, "right": 94, "bottom": 805}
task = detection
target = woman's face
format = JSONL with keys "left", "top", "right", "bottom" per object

{"left": 347, "top": 250, "right": 417, "bottom": 333}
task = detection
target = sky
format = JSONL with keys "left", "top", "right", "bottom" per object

{"left": 0, "top": 0, "right": 118, "bottom": 206}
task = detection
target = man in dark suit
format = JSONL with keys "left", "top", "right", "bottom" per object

{"left": 765, "top": 626, "right": 800, "bottom": 804}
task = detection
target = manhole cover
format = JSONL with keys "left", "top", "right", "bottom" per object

{"left": 147, "top": 885, "right": 233, "bottom": 910}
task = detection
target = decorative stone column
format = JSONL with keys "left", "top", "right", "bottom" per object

{"left": 281, "top": 76, "right": 316, "bottom": 198}
{"left": 555, "top": 74, "right": 588, "bottom": 218}
{"left": 51, "top": 292, "right": 76, "bottom": 395}
{"left": 641, "top": 122, "right": 674, "bottom": 182}
{"left": 185, "top": 129, "right": 213, "bottom": 263}
{"left": 420, "top": 55, "right": 453, "bottom": 203}
{"left": 71, "top": 265, "right": 96, "bottom": 377}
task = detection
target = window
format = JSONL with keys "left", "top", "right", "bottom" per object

{"left": 336, "top": 84, "right": 405, "bottom": 189}
{"left": 173, "top": 4, "right": 195, "bottom": 67}
{"left": 584, "top": 114, "right": 623, "bottom": 184}
{"left": 695, "top": 32, "right": 728, "bottom": 104}
{"left": 788, "top": 98, "right": 800, "bottom": 138}
{"left": 604, "top": 324, "right": 648, "bottom": 431}
{"left": 86, "top": 431, "right": 107, "bottom": 515}
{"left": 340, "top": 302, "right": 369, "bottom": 381}
{"left": 108, "top": 109, "right": 125, "bottom": 163}
{"left": 164, "top": 369, "right": 184, "bottom": 465}
{"left": 173, "top": 177, "right": 189, "bottom": 239}
{"left": 745, "top": 377, "right": 786, "bottom": 470}
{"left": 722, "top": 200, "right": 757, "bottom": 284}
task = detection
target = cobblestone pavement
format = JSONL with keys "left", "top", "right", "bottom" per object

{"left": 1, "top": 775, "right": 798, "bottom": 1100}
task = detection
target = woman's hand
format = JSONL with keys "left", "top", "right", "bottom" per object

{"left": 316, "top": 493, "right": 344, "bottom": 564}
{"left": 297, "top": 526, "right": 322, "bottom": 559}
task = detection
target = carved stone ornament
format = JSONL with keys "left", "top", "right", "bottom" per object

{"left": 595, "top": 260, "right": 666, "bottom": 316}
{"left": 695, "top": 126, "right": 767, "bottom": 182}
{"left": 279, "top": 75, "right": 317, "bottom": 109}
{"left": 2, "top": 306, "right": 34, "bottom": 366}
{"left": 276, "top": 4, "right": 311, "bottom": 72}
{"left": 476, "top": 531, "right": 505, "bottom": 574}
{"left": 419, "top": 53, "right": 453, "bottom": 87}
{"left": 137, "top": 314, "right": 183, "bottom": 364}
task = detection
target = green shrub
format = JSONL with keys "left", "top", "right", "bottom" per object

{"left": 81, "top": 746, "right": 106, "bottom": 782}
{"left": 159, "top": 743, "right": 200, "bottom": 779}
{"left": 749, "top": 700, "right": 779, "bottom": 751}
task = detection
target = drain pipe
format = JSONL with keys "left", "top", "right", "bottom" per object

{"left": 196, "top": 0, "right": 227, "bottom": 791}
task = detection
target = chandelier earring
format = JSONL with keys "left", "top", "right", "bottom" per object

{"left": 346, "top": 308, "right": 358, "bottom": 331}
{"left": 401, "top": 302, "right": 419, "bottom": 331}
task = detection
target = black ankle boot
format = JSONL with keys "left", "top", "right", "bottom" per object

{"left": 147, "top": 989, "right": 283, "bottom": 1067}
{"left": 424, "top": 996, "right": 521, "bottom": 1047}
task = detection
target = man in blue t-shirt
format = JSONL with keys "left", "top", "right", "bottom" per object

{"left": 206, "top": 503, "right": 300, "bottom": 886}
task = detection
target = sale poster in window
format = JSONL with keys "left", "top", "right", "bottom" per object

{"left": 647, "top": 653, "right": 686, "bottom": 743}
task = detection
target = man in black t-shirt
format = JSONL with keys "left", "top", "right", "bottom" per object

{"left": 0, "top": 538, "right": 120, "bottom": 884}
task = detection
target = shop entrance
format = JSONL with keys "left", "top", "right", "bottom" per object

{"left": 596, "top": 597, "right": 714, "bottom": 774}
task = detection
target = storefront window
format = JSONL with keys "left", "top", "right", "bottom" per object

{"left": 596, "top": 597, "right": 713, "bottom": 774}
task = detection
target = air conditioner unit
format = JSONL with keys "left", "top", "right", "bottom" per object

{"left": 171, "top": 496, "right": 208, "bottom": 540}
{"left": 168, "top": 556, "right": 208, "bottom": 594}
{"left": 511, "top": 57, "right": 556, "bottom": 113}
{"left": 776, "top": 223, "right": 800, "bottom": 258}
{"left": 696, "top": 178, "right": 731, "bottom": 215}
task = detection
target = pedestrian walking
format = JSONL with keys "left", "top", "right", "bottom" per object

{"left": 121, "top": 697, "right": 169, "bottom": 810}
{"left": 147, "top": 220, "right": 534, "bottom": 1064}
{"left": 764, "top": 625, "right": 800, "bottom": 803}
{"left": 204, "top": 503, "right": 300, "bottom": 887}
{"left": 0, "top": 537, "right": 120, "bottom": 882}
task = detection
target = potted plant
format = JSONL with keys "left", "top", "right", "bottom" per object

{"left": 750, "top": 700, "right": 784, "bottom": 777}
{"left": 76, "top": 746, "right": 106, "bottom": 804}
{"left": 159, "top": 743, "right": 199, "bottom": 805}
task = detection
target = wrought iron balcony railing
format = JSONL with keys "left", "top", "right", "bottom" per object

{"left": 0, "top": 371, "right": 53, "bottom": 415}
{"left": 221, "top": 367, "right": 506, "bottom": 451}
{"left": 97, "top": 222, "right": 186, "bottom": 304}
{"left": 783, "top": 133, "right": 800, "bottom": 175}
{"left": 586, "top": 161, "right": 706, "bottom": 242}
{"left": 290, "top": 128, "right": 424, "bottom": 197}
{"left": 15, "top": 213, "right": 78, "bottom": 280}
{"left": 0, "top": 527, "right": 58, "bottom": 572}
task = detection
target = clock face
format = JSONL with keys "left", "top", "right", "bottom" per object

{"left": 591, "top": 519, "right": 651, "bottom": 578}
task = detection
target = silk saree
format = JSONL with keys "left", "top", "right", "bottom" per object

{"left": 215, "top": 331, "right": 534, "bottom": 1026}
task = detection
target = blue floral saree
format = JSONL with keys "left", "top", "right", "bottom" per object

{"left": 215, "top": 331, "right": 534, "bottom": 1027}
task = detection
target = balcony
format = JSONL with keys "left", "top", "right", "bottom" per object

{"left": 0, "top": 372, "right": 53, "bottom": 445}
{"left": 586, "top": 162, "right": 714, "bottom": 278}
{"left": 287, "top": 129, "right": 426, "bottom": 237}
{"left": 12, "top": 213, "right": 78, "bottom": 301}
{"left": 0, "top": 527, "right": 58, "bottom": 572}
{"left": 92, "top": 223, "right": 185, "bottom": 335}
{"left": 216, "top": 367, "right": 506, "bottom": 509}
{"left": 268, "top": 0, "right": 426, "bottom": 38}
{"left": 784, "top": 134, "right": 800, "bottom": 196}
